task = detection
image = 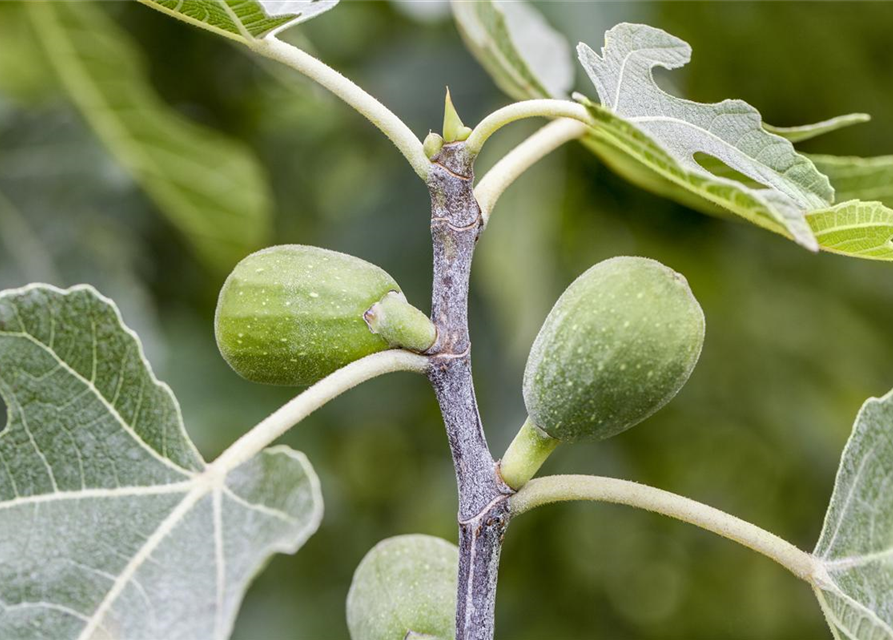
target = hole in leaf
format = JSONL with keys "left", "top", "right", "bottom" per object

{"left": 0, "top": 398, "right": 6, "bottom": 434}
{"left": 651, "top": 67, "right": 684, "bottom": 97}
{"left": 693, "top": 152, "right": 766, "bottom": 189}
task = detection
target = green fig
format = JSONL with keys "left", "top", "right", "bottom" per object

{"left": 215, "top": 245, "right": 435, "bottom": 386}
{"left": 347, "top": 535, "right": 458, "bottom": 640}
{"left": 525, "top": 256, "right": 704, "bottom": 442}
{"left": 501, "top": 257, "right": 704, "bottom": 489}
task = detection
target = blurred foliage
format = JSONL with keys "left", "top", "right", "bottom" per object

{"left": 1, "top": 2, "right": 893, "bottom": 639}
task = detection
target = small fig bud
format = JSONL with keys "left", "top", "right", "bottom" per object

{"left": 347, "top": 535, "right": 457, "bottom": 640}
{"left": 424, "top": 132, "right": 445, "bottom": 159}
{"left": 215, "top": 245, "right": 435, "bottom": 386}
{"left": 523, "top": 256, "right": 705, "bottom": 444}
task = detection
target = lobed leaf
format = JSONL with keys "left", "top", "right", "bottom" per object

{"left": 577, "top": 99, "right": 812, "bottom": 241}
{"left": 577, "top": 23, "right": 836, "bottom": 250}
{"left": 138, "top": 0, "right": 339, "bottom": 42}
{"left": 28, "top": 3, "right": 274, "bottom": 272}
{"left": 0, "top": 285, "right": 323, "bottom": 640}
{"left": 455, "top": 6, "right": 893, "bottom": 261}
{"left": 450, "top": 0, "right": 573, "bottom": 100}
{"left": 813, "top": 390, "right": 893, "bottom": 639}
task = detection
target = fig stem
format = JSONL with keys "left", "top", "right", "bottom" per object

{"left": 464, "top": 99, "right": 591, "bottom": 156}
{"left": 364, "top": 291, "right": 437, "bottom": 353}
{"left": 510, "top": 475, "right": 819, "bottom": 582}
{"left": 499, "top": 418, "right": 560, "bottom": 490}
{"left": 209, "top": 351, "right": 429, "bottom": 474}
{"left": 248, "top": 36, "right": 431, "bottom": 181}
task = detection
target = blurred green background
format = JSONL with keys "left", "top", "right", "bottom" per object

{"left": 1, "top": 2, "right": 892, "bottom": 638}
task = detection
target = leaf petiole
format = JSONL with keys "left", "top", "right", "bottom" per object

{"left": 210, "top": 350, "right": 430, "bottom": 474}
{"left": 510, "top": 474, "right": 819, "bottom": 582}
{"left": 464, "top": 99, "right": 591, "bottom": 156}
{"left": 248, "top": 37, "right": 431, "bottom": 180}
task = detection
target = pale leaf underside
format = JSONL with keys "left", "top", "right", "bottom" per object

{"left": 577, "top": 23, "right": 838, "bottom": 250}
{"left": 0, "top": 285, "right": 323, "bottom": 640}
{"left": 139, "top": 0, "right": 339, "bottom": 41}
{"left": 814, "top": 390, "right": 893, "bottom": 639}
{"left": 450, "top": 1, "right": 893, "bottom": 261}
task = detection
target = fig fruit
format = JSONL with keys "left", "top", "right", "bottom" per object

{"left": 524, "top": 256, "right": 705, "bottom": 443}
{"left": 215, "top": 245, "right": 435, "bottom": 386}
{"left": 501, "top": 257, "right": 704, "bottom": 489}
{"left": 347, "top": 534, "right": 457, "bottom": 640}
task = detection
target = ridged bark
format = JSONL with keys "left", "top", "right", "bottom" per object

{"left": 426, "top": 142, "right": 512, "bottom": 640}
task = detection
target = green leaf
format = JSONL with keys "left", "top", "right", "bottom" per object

{"left": 28, "top": 3, "right": 274, "bottom": 272}
{"left": 804, "top": 155, "right": 893, "bottom": 260}
{"left": 765, "top": 113, "right": 870, "bottom": 143}
{"left": 0, "top": 284, "right": 323, "bottom": 640}
{"left": 347, "top": 534, "right": 458, "bottom": 640}
{"left": 451, "top": 0, "right": 573, "bottom": 100}
{"left": 809, "top": 154, "right": 893, "bottom": 208}
{"left": 807, "top": 201, "right": 893, "bottom": 261}
{"left": 577, "top": 23, "right": 838, "bottom": 250}
{"left": 138, "top": 0, "right": 339, "bottom": 42}
{"left": 813, "top": 389, "right": 893, "bottom": 640}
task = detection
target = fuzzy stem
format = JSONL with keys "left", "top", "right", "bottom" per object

{"left": 464, "top": 99, "right": 591, "bottom": 156}
{"left": 475, "top": 119, "right": 588, "bottom": 223}
{"left": 210, "top": 350, "right": 429, "bottom": 473}
{"left": 499, "top": 419, "right": 560, "bottom": 490}
{"left": 364, "top": 291, "right": 437, "bottom": 352}
{"left": 510, "top": 475, "right": 819, "bottom": 582}
{"left": 249, "top": 36, "right": 430, "bottom": 180}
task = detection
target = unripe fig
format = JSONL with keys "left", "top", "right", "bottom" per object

{"left": 347, "top": 534, "right": 457, "bottom": 640}
{"left": 524, "top": 256, "right": 704, "bottom": 444}
{"left": 215, "top": 245, "right": 435, "bottom": 386}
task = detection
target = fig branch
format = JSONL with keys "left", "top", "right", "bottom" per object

{"left": 425, "top": 137, "right": 512, "bottom": 640}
